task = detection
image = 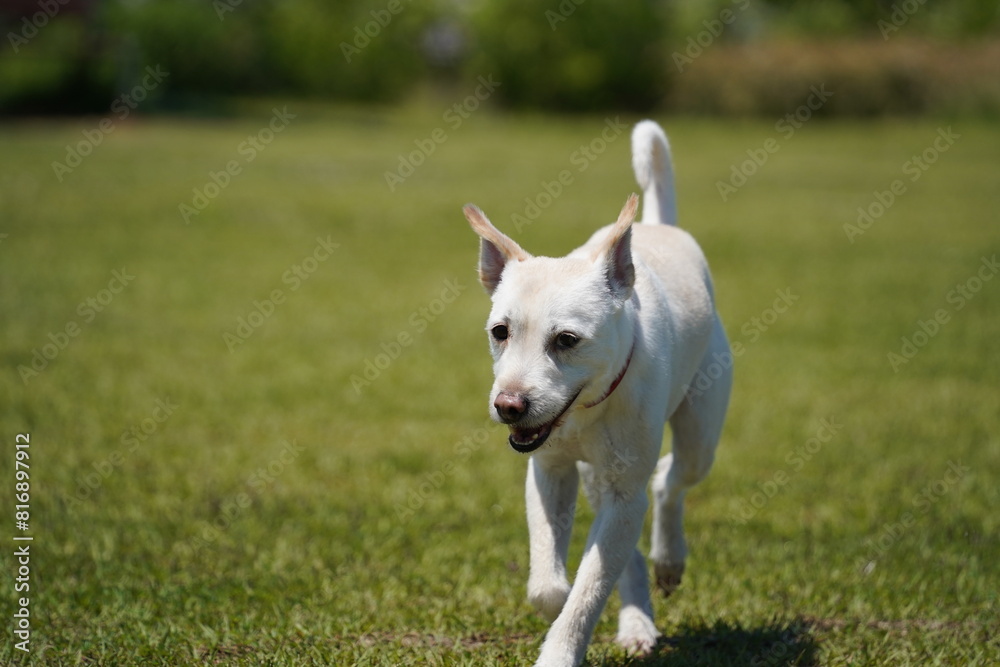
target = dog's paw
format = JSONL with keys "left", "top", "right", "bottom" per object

{"left": 528, "top": 580, "right": 571, "bottom": 622}
{"left": 654, "top": 561, "right": 685, "bottom": 598}
{"left": 616, "top": 607, "right": 661, "bottom": 656}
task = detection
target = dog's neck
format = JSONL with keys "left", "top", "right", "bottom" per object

{"left": 583, "top": 333, "right": 636, "bottom": 409}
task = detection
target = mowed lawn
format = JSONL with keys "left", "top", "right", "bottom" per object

{"left": 0, "top": 104, "right": 998, "bottom": 665}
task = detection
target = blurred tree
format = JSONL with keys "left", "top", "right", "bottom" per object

{"left": 267, "top": 0, "right": 433, "bottom": 102}
{"left": 0, "top": 0, "right": 112, "bottom": 113}
{"left": 1, "top": 0, "right": 997, "bottom": 115}
{"left": 464, "top": 0, "right": 670, "bottom": 111}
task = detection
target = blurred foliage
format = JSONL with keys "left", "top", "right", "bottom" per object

{"left": 0, "top": 0, "right": 998, "bottom": 115}
{"left": 668, "top": 39, "right": 1000, "bottom": 117}
{"left": 463, "top": 0, "right": 668, "bottom": 111}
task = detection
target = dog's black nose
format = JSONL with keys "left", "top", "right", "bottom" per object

{"left": 494, "top": 392, "right": 528, "bottom": 424}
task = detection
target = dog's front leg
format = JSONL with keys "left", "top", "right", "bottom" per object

{"left": 534, "top": 490, "right": 648, "bottom": 667}
{"left": 525, "top": 456, "right": 578, "bottom": 621}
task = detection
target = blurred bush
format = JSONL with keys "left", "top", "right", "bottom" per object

{"left": 668, "top": 39, "right": 1000, "bottom": 117}
{"left": 0, "top": 0, "right": 438, "bottom": 113}
{"left": 0, "top": 2, "right": 114, "bottom": 114}
{"left": 0, "top": 0, "right": 998, "bottom": 115}
{"left": 462, "top": 0, "right": 668, "bottom": 111}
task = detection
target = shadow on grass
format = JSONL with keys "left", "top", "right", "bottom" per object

{"left": 598, "top": 618, "right": 819, "bottom": 667}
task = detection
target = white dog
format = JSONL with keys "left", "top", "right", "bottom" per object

{"left": 463, "top": 120, "right": 731, "bottom": 666}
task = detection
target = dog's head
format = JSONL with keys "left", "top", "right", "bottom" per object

{"left": 463, "top": 194, "right": 639, "bottom": 453}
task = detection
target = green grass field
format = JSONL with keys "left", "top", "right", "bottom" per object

{"left": 1, "top": 104, "right": 998, "bottom": 665}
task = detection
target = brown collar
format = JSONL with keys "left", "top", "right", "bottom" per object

{"left": 583, "top": 336, "right": 636, "bottom": 409}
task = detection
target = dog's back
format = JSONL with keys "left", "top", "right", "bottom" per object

{"left": 572, "top": 120, "right": 719, "bottom": 420}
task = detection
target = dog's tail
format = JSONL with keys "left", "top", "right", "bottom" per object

{"left": 631, "top": 120, "right": 678, "bottom": 226}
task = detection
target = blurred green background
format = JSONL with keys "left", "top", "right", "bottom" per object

{"left": 2, "top": 0, "right": 999, "bottom": 116}
{"left": 2, "top": 1, "right": 999, "bottom": 665}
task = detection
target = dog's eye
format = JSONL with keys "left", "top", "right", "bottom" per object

{"left": 555, "top": 332, "right": 580, "bottom": 350}
{"left": 491, "top": 324, "right": 509, "bottom": 342}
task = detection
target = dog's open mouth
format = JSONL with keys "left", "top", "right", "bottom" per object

{"left": 505, "top": 390, "right": 581, "bottom": 454}
{"left": 508, "top": 423, "right": 554, "bottom": 453}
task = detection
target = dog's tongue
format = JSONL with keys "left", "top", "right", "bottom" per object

{"left": 509, "top": 423, "right": 552, "bottom": 452}
{"left": 511, "top": 427, "right": 543, "bottom": 446}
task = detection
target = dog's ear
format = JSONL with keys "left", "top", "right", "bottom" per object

{"left": 464, "top": 204, "right": 531, "bottom": 294}
{"left": 594, "top": 193, "right": 638, "bottom": 301}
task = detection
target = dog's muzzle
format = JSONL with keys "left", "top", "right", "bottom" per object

{"left": 494, "top": 336, "right": 635, "bottom": 454}
{"left": 496, "top": 390, "right": 581, "bottom": 454}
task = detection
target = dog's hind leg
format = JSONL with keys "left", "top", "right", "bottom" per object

{"left": 651, "top": 318, "right": 732, "bottom": 596}
{"left": 615, "top": 547, "right": 661, "bottom": 654}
